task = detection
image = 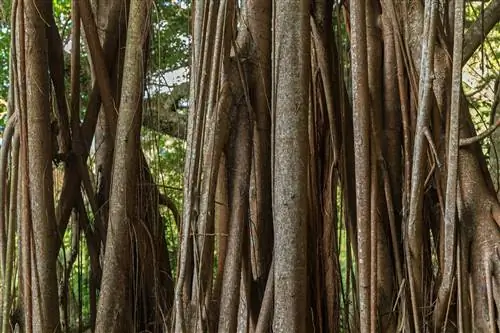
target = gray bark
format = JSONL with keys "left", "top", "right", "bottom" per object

{"left": 272, "top": 0, "right": 310, "bottom": 331}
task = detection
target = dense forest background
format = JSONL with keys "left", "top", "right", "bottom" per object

{"left": 0, "top": 0, "right": 498, "bottom": 332}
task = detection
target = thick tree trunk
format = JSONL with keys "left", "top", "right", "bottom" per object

{"left": 272, "top": 0, "right": 310, "bottom": 332}
{"left": 94, "top": 0, "right": 151, "bottom": 332}
{"left": 25, "top": 0, "right": 61, "bottom": 331}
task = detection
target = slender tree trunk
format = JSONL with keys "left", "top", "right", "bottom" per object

{"left": 350, "top": 0, "right": 372, "bottom": 331}
{"left": 246, "top": 0, "right": 273, "bottom": 305}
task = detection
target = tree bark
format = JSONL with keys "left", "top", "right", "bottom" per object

{"left": 350, "top": 0, "right": 372, "bottom": 331}
{"left": 25, "top": 0, "right": 61, "bottom": 331}
{"left": 272, "top": 0, "right": 310, "bottom": 331}
{"left": 94, "top": 0, "right": 151, "bottom": 332}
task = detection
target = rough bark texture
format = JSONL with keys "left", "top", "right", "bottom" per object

{"left": 25, "top": 0, "right": 61, "bottom": 331}
{"left": 94, "top": 0, "right": 150, "bottom": 332}
{"left": 6, "top": 0, "right": 499, "bottom": 332}
{"left": 245, "top": 1, "right": 273, "bottom": 318}
{"left": 350, "top": 0, "right": 372, "bottom": 331}
{"left": 272, "top": 0, "right": 310, "bottom": 331}
{"left": 403, "top": 1, "right": 500, "bottom": 331}
{"left": 217, "top": 104, "right": 252, "bottom": 333}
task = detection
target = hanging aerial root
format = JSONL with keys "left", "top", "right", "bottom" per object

{"left": 0, "top": 112, "right": 17, "bottom": 275}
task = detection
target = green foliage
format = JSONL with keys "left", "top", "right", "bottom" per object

{"left": 151, "top": 0, "right": 191, "bottom": 71}
{"left": 0, "top": 98, "right": 7, "bottom": 130}
{"left": 142, "top": 129, "right": 185, "bottom": 270}
{"left": 58, "top": 224, "right": 91, "bottom": 329}
{"left": 0, "top": 22, "right": 9, "bottom": 102}
{"left": 53, "top": 0, "right": 72, "bottom": 39}
{"left": 145, "top": 0, "right": 191, "bottom": 272}
{"left": 463, "top": 1, "right": 500, "bottom": 162}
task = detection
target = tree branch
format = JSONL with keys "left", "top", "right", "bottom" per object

{"left": 462, "top": 0, "right": 500, "bottom": 65}
{"left": 460, "top": 80, "right": 500, "bottom": 146}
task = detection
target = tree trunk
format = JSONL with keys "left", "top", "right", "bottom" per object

{"left": 94, "top": 1, "right": 151, "bottom": 332}
{"left": 272, "top": 0, "right": 310, "bottom": 332}
{"left": 24, "top": 0, "right": 61, "bottom": 331}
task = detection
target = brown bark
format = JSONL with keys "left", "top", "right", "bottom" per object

{"left": 94, "top": 0, "right": 151, "bottom": 332}
{"left": 381, "top": 9, "right": 404, "bottom": 332}
{"left": 217, "top": 103, "right": 252, "bottom": 333}
{"left": 46, "top": 1, "right": 71, "bottom": 158}
{"left": 350, "top": 0, "right": 372, "bottom": 331}
{"left": 399, "top": 0, "right": 500, "bottom": 330}
{"left": 406, "top": 2, "right": 439, "bottom": 330}
{"left": 1, "top": 133, "right": 19, "bottom": 333}
{"left": 433, "top": 0, "right": 464, "bottom": 329}
{"left": 55, "top": 0, "right": 126, "bottom": 244}
{"left": 246, "top": 0, "right": 273, "bottom": 294}
{"left": 272, "top": 0, "right": 310, "bottom": 331}
{"left": 173, "top": 1, "right": 235, "bottom": 331}
{"left": 244, "top": 2, "right": 274, "bottom": 325}
{"left": 23, "top": 0, "right": 61, "bottom": 331}
{"left": 462, "top": 0, "right": 500, "bottom": 64}
{"left": 309, "top": 2, "right": 345, "bottom": 332}
{"left": 15, "top": 0, "right": 32, "bottom": 331}
{"left": 85, "top": 0, "right": 127, "bottom": 246}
